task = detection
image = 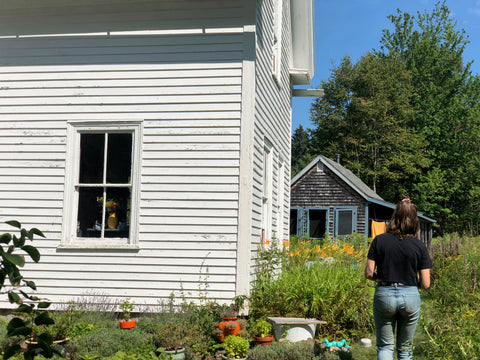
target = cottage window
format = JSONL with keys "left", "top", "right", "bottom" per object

{"left": 61, "top": 121, "right": 142, "bottom": 249}
{"left": 334, "top": 207, "right": 357, "bottom": 237}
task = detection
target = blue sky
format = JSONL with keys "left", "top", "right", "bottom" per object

{"left": 292, "top": 0, "right": 480, "bottom": 133}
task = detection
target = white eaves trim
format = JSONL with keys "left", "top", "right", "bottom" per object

{"left": 292, "top": 88, "right": 324, "bottom": 97}
{"left": 289, "top": 0, "right": 314, "bottom": 85}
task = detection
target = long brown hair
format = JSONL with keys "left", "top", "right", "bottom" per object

{"left": 386, "top": 198, "right": 419, "bottom": 237}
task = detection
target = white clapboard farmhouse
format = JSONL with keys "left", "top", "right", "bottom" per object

{"left": 0, "top": 0, "right": 315, "bottom": 308}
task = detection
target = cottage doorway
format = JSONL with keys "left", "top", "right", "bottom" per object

{"left": 308, "top": 209, "right": 328, "bottom": 239}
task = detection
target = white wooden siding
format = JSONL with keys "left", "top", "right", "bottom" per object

{"left": 251, "top": 0, "right": 292, "bottom": 249}
{"left": 0, "top": 0, "right": 251, "bottom": 308}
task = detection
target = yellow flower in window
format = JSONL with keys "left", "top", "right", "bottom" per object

{"left": 97, "top": 197, "right": 120, "bottom": 214}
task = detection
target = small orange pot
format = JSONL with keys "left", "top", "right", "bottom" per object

{"left": 216, "top": 333, "right": 225, "bottom": 343}
{"left": 254, "top": 334, "right": 274, "bottom": 346}
{"left": 120, "top": 320, "right": 136, "bottom": 329}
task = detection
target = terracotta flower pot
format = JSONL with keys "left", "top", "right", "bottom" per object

{"left": 119, "top": 319, "right": 136, "bottom": 329}
{"left": 254, "top": 334, "right": 274, "bottom": 346}
{"left": 218, "top": 317, "right": 241, "bottom": 337}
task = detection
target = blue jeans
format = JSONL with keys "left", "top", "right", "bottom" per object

{"left": 373, "top": 285, "right": 421, "bottom": 360}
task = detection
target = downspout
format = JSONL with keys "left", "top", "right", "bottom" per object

{"left": 365, "top": 201, "right": 369, "bottom": 238}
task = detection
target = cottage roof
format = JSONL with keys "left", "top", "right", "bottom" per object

{"left": 291, "top": 155, "right": 436, "bottom": 223}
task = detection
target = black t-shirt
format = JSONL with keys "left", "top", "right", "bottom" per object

{"left": 367, "top": 232, "right": 433, "bottom": 286}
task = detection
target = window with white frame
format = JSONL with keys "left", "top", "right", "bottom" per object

{"left": 272, "top": 0, "right": 283, "bottom": 84}
{"left": 62, "top": 121, "right": 142, "bottom": 248}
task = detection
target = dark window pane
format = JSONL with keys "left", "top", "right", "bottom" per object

{"left": 104, "top": 187, "right": 131, "bottom": 237}
{"left": 107, "top": 133, "right": 132, "bottom": 184}
{"left": 309, "top": 209, "right": 327, "bottom": 238}
{"left": 338, "top": 210, "right": 353, "bottom": 236}
{"left": 289, "top": 209, "right": 298, "bottom": 235}
{"left": 77, "top": 187, "right": 103, "bottom": 238}
{"left": 79, "top": 134, "right": 104, "bottom": 183}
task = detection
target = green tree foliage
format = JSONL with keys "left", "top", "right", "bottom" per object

{"left": 376, "top": 1, "right": 480, "bottom": 233}
{"left": 309, "top": 53, "right": 428, "bottom": 201}
{"left": 303, "top": 1, "right": 480, "bottom": 234}
{"left": 291, "top": 125, "right": 315, "bottom": 177}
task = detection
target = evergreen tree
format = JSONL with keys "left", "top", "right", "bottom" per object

{"left": 291, "top": 124, "right": 315, "bottom": 177}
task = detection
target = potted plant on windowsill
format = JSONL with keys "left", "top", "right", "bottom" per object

{"left": 252, "top": 319, "right": 274, "bottom": 346}
{"left": 119, "top": 298, "right": 135, "bottom": 329}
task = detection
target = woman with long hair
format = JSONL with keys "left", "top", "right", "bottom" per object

{"left": 364, "top": 199, "right": 432, "bottom": 360}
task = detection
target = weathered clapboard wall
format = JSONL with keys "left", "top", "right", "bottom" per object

{"left": 0, "top": 0, "right": 298, "bottom": 309}
{"left": 252, "top": 0, "right": 292, "bottom": 243}
{"left": 0, "top": 0, "right": 265, "bottom": 309}
{"left": 291, "top": 165, "right": 367, "bottom": 237}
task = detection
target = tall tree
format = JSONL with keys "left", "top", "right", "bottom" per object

{"left": 376, "top": 1, "right": 480, "bottom": 233}
{"left": 310, "top": 54, "right": 428, "bottom": 201}
{"left": 291, "top": 125, "right": 315, "bottom": 177}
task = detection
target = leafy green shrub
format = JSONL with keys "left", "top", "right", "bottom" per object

{"left": 68, "top": 322, "right": 97, "bottom": 339}
{"left": 106, "top": 350, "right": 167, "bottom": 360}
{"left": 419, "top": 235, "right": 480, "bottom": 359}
{"left": 75, "top": 310, "right": 118, "bottom": 329}
{"left": 223, "top": 335, "right": 250, "bottom": 359}
{"left": 153, "top": 317, "right": 186, "bottom": 351}
{"left": 0, "top": 318, "right": 8, "bottom": 345}
{"left": 33, "top": 305, "right": 85, "bottom": 341}
{"left": 135, "top": 315, "right": 161, "bottom": 334}
{"left": 249, "top": 238, "right": 373, "bottom": 340}
{"left": 0, "top": 220, "right": 59, "bottom": 359}
{"left": 67, "top": 327, "right": 154, "bottom": 360}
{"left": 246, "top": 340, "right": 315, "bottom": 360}
{"left": 250, "top": 319, "right": 272, "bottom": 337}
{"left": 246, "top": 340, "right": 353, "bottom": 360}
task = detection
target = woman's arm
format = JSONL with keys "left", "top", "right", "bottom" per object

{"left": 418, "top": 268, "right": 431, "bottom": 289}
{"left": 364, "top": 258, "right": 377, "bottom": 281}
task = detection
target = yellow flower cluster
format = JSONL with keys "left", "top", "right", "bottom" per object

{"left": 286, "top": 238, "right": 367, "bottom": 265}
{"left": 97, "top": 196, "right": 120, "bottom": 214}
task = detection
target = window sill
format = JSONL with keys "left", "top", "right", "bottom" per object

{"left": 57, "top": 242, "right": 139, "bottom": 252}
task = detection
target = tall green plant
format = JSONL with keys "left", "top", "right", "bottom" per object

{"left": 249, "top": 240, "right": 373, "bottom": 340}
{"left": 420, "top": 235, "right": 480, "bottom": 359}
{"left": 0, "top": 220, "right": 55, "bottom": 359}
